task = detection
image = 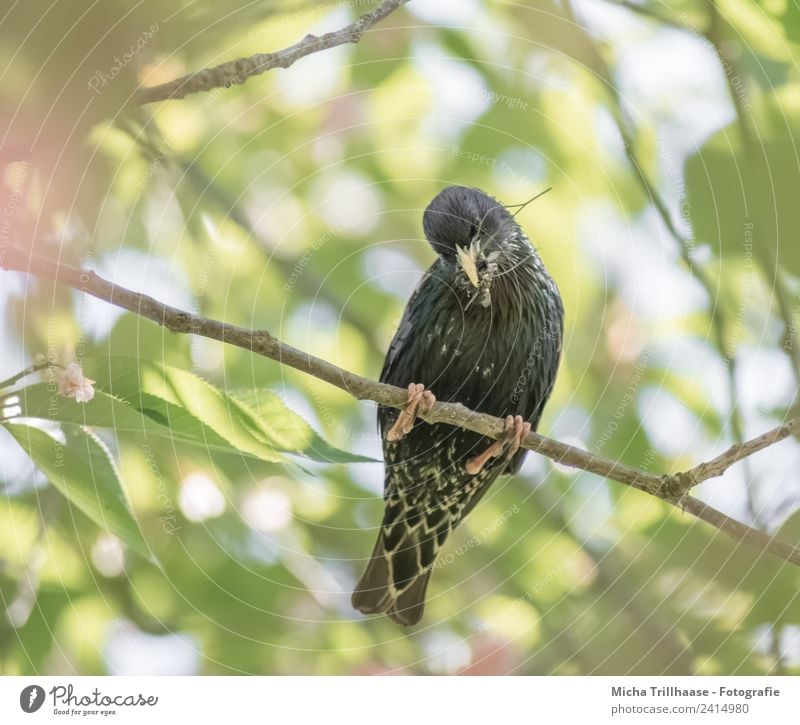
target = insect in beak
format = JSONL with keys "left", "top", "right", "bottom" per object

{"left": 456, "top": 243, "right": 480, "bottom": 288}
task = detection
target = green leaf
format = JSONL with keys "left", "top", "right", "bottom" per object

{"left": 10, "top": 382, "right": 251, "bottom": 457}
{"left": 83, "top": 357, "right": 375, "bottom": 464}
{"left": 235, "top": 389, "right": 376, "bottom": 464}
{"left": 83, "top": 357, "right": 288, "bottom": 464}
{"left": 4, "top": 422, "right": 149, "bottom": 558}
{"left": 685, "top": 101, "right": 800, "bottom": 274}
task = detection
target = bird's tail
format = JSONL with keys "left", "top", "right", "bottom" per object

{"left": 351, "top": 531, "right": 435, "bottom": 627}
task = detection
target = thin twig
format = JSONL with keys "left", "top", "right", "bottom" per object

{"left": 3, "top": 246, "right": 800, "bottom": 566}
{"left": 0, "top": 362, "right": 55, "bottom": 392}
{"left": 688, "top": 419, "right": 800, "bottom": 483}
{"left": 134, "top": 0, "right": 409, "bottom": 104}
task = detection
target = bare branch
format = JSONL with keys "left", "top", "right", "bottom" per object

{"left": 3, "top": 246, "right": 800, "bottom": 567}
{"left": 684, "top": 498, "right": 800, "bottom": 567}
{"left": 134, "top": 0, "right": 409, "bottom": 105}
{"left": 687, "top": 420, "right": 800, "bottom": 485}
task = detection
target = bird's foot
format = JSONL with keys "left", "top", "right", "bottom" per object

{"left": 502, "top": 414, "right": 532, "bottom": 462}
{"left": 386, "top": 383, "right": 436, "bottom": 442}
{"left": 465, "top": 415, "right": 531, "bottom": 475}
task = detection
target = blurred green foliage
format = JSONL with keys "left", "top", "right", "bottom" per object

{"left": 1, "top": 0, "right": 800, "bottom": 675}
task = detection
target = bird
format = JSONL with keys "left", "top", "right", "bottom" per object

{"left": 352, "top": 185, "right": 564, "bottom": 626}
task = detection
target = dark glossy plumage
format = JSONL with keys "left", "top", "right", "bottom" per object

{"left": 352, "top": 186, "right": 563, "bottom": 625}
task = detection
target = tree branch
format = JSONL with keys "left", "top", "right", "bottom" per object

{"left": 134, "top": 0, "right": 409, "bottom": 105}
{"left": 3, "top": 245, "right": 800, "bottom": 567}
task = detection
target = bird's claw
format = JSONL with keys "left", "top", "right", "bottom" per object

{"left": 504, "top": 414, "right": 532, "bottom": 461}
{"left": 386, "top": 383, "right": 436, "bottom": 442}
{"left": 465, "top": 415, "right": 531, "bottom": 475}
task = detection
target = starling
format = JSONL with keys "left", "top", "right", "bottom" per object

{"left": 352, "top": 186, "right": 564, "bottom": 626}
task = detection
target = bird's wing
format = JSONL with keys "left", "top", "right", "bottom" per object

{"left": 380, "top": 275, "right": 426, "bottom": 381}
{"left": 377, "top": 268, "right": 441, "bottom": 437}
{"left": 504, "top": 287, "right": 564, "bottom": 474}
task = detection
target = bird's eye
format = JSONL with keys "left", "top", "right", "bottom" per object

{"left": 468, "top": 222, "right": 478, "bottom": 239}
{"left": 476, "top": 258, "right": 487, "bottom": 272}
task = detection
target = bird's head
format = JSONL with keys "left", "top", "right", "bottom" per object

{"left": 422, "top": 186, "right": 525, "bottom": 307}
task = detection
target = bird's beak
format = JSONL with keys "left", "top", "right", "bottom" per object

{"left": 456, "top": 243, "right": 480, "bottom": 288}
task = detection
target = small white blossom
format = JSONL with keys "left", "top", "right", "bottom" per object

{"left": 57, "top": 362, "right": 95, "bottom": 403}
